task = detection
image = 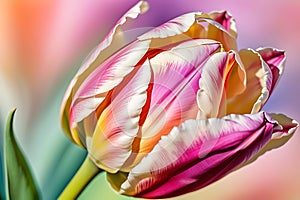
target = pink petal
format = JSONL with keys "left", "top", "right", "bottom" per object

{"left": 118, "top": 112, "right": 296, "bottom": 198}
{"left": 197, "top": 13, "right": 237, "bottom": 51}
{"left": 88, "top": 60, "right": 151, "bottom": 173}
{"left": 235, "top": 113, "right": 298, "bottom": 170}
{"left": 60, "top": 1, "right": 148, "bottom": 139}
{"left": 208, "top": 11, "right": 237, "bottom": 38}
{"left": 137, "top": 39, "right": 221, "bottom": 154}
{"left": 69, "top": 40, "right": 150, "bottom": 125}
{"left": 257, "top": 47, "right": 285, "bottom": 93}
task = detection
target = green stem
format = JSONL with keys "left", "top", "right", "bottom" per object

{"left": 58, "top": 156, "right": 101, "bottom": 199}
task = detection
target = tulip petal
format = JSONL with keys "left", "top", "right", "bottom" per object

{"left": 138, "top": 12, "right": 237, "bottom": 50}
{"left": 76, "top": 0, "right": 149, "bottom": 76}
{"left": 197, "top": 51, "right": 246, "bottom": 119}
{"left": 137, "top": 39, "right": 221, "bottom": 155}
{"left": 226, "top": 48, "right": 284, "bottom": 114}
{"left": 270, "top": 113, "right": 298, "bottom": 138}
{"left": 60, "top": 1, "right": 149, "bottom": 139}
{"left": 208, "top": 11, "right": 237, "bottom": 38}
{"left": 204, "top": 11, "right": 237, "bottom": 50}
{"left": 60, "top": 77, "right": 79, "bottom": 144}
{"left": 117, "top": 112, "right": 296, "bottom": 198}
{"left": 235, "top": 113, "right": 298, "bottom": 170}
{"left": 88, "top": 60, "right": 151, "bottom": 173}
{"left": 257, "top": 47, "right": 285, "bottom": 93}
{"left": 69, "top": 39, "right": 151, "bottom": 125}
{"left": 138, "top": 12, "right": 196, "bottom": 40}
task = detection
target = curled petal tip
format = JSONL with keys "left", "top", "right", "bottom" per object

{"left": 270, "top": 113, "right": 299, "bottom": 138}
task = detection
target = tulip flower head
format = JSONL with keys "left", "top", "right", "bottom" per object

{"left": 60, "top": 1, "right": 298, "bottom": 198}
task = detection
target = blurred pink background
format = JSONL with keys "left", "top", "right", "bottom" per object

{"left": 1, "top": 0, "right": 299, "bottom": 199}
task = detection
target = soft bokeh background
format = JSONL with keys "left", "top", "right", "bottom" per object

{"left": 1, "top": 0, "right": 299, "bottom": 199}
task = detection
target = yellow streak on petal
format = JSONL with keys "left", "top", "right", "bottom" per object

{"left": 71, "top": 125, "right": 85, "bottom": 147}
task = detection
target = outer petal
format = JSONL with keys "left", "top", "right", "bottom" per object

{"left": 76, "top": 1, "right": 149, "bottom": 76}
{"left": 226, "top": 48, "right": 277, "bottom": 114}
{"left": 115, "top": 112, "right": 297, "bottom": 198}
{"left": 197, "top": 51, "right": 246, "bottom": 119}
{"left": 70, "top": 40, "right": 150, "bottom": 126}
{"left": 238, "top": 113, "right": 298, "bottom": 169}
{"left": 257, "top": 47, "right": 285, "bottom": 93}
{"left": 138, "top": 12, "right": 237, "bottom": 50}
{"left": 88, "top": 60, "right": 151, "bottom": 173}
{"left": 60, "top": 1, "right": 149, "bottom": 141}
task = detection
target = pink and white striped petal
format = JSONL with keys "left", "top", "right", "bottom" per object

{"left": 257, "top": 47, "right": 285, "bottom": 93}
{"left": 60, "top": 1, "right": 148, "bottom": 137}
{"left": 118, "top": 112, "right": 297, "bottom": 198}
{"left": 204, "top": 11, "right": 237, "bottom": 51}
{"left": 88, "top": 60, "right": 151, "bottom": 173}
{"left": 76, "top": 1, "right": 149, "bottom": 76}
{"left": 138, "top": 39, "right": 221, "bottom": 154}
{"left": 208, "top": 11, "right": 237, "bottom": 38}
{"left": 236, "top": 113, "right": 298, "bottom": 170}
{"left": 69, "top": 40, "right": 150, "bottom": 125}
{"left": 197, "top": 51, "right": 246, "bottom": 119}
{"left": 138, "top": 12, "right": 197, "bottom": 40}
{"left": 138, "top": 11, "right": 237, "bottom": 50}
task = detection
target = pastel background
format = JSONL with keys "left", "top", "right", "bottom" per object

{"left": 0, "top": 0, "right": 299, "bottom": 199}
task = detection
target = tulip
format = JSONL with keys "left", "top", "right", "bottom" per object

{"left": 60, "top": 1, "right": 298, "bottom": 198}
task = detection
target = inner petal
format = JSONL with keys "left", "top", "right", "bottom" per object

{"left": 134, "top": 39, "right": 221, "bottom": 158}
{"left": 226, "top": 49, "right": 273, "bottom": 114}
{"left": 197, "top": 51, "right": 246, "bottom": 119}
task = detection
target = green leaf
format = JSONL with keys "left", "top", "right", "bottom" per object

{"left": 4, "top": 109, "right": 40, "bottom": 200}
{"left": 0, "top": 118, "right": 5, "bottom": 200}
